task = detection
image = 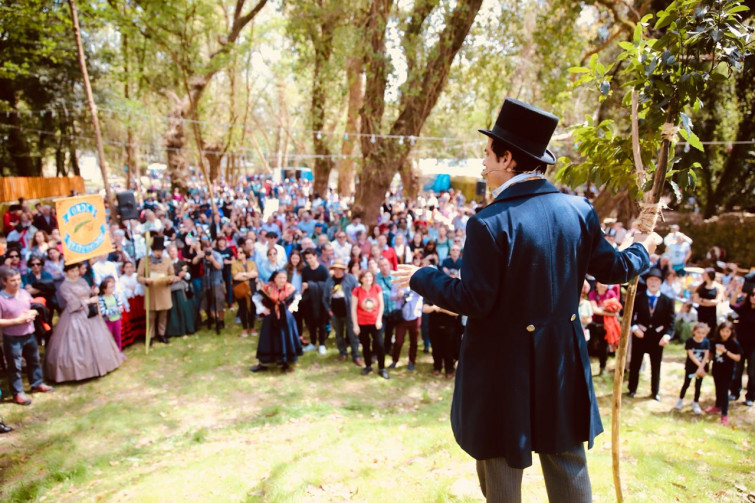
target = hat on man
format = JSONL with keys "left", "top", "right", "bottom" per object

{"left": 645, "top": 267, "right": 663, "bottom": 280}
{"left": 150, "top": 235, "right": 166, "bottom": 251}
{"left": 478, "top": 98, "right": 559, "bottom": 165}
{"left": 329, "top": 258, "right": 348, "bottom": 270}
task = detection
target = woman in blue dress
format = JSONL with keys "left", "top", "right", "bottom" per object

{"left": 250, "top": 270, "right": 302, "bottom": 372}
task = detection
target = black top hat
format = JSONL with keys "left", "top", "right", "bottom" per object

{"left": 151, "top": 236, "right": 166, "bottom": 251}
{"left": 479, "top": 98, "right": 559, "bottom": 165}
{"left": 645, "top": 267, "right": 663, "bottom": 280}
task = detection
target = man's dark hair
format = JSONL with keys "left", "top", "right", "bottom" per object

{"left": 302, "top": 248, "right": 318, "bottom": 258}
{"left": 491, "top": 138, "right": 545, "bottom": 173}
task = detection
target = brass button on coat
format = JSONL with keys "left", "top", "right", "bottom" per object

{"left": 526, "top": 325, "right": 535, "bottom": 332}
{"left": 570, "top": 314, "right": 576, "bottom": 321}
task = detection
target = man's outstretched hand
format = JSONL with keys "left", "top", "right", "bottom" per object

{"left": 392, "top": 264, "right": 420, "bottom": 290}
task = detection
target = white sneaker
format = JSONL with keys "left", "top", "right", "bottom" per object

{"left": 675, "top": 399, "right": 684, "bottom": 410}
{"left": 692, "top": 402, "right": 702, "bottom": 414}
{"left": 302, "top": 344, "right": 316, "bottom": 352}
{"left": 318, "top": 345, "right": 327, "bottom": 355}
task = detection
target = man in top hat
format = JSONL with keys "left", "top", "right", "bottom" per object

{"left": 324, "top": 258, "right": 362, "bottom": 365}
{"left": 393, "top": 97, "right": 658, "bottom": 502}
{"left": 627, "top": 267, "right": 675, "bottom": 401}
{"left": 137, "top": 236, "right": 176, "bottom": 345}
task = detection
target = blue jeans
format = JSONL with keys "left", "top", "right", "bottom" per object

{"left": 4, "top": 333, "right": 44, "bottom": 395}
{"left": 332, "top": 315, "right": 360, "bottom": 360}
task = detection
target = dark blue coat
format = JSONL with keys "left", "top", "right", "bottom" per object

{"left": 410, "top": 179, "right": 649, "bottom": 469}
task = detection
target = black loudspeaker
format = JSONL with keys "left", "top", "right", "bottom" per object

{"left": 475, "top": 180, "right": 487, "bottom": 197}
{"left": 116, "top": 191, "right": 140, "bottom": 220}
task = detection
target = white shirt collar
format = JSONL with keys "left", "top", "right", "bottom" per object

{"left": 491, "top": 172, "right": 546, "bottom": 199}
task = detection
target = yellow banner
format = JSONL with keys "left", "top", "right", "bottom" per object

{"left": 55, "top": 194, "right": 113, "bottom": 265}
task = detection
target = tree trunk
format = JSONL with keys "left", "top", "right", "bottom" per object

{"left": 353, "top": 143, "right": 401, "bottom": 222}
{"left": 338, "top": 55, "right": 362, "bottom": 196}
{"left": 55, "top": 132, "right": 67, "bottom": 177}
{"left": 165, "top": 99, "right": 190, "bottom": 193}
{"left": 204, "top": 142, "right": 224, "bottom": 185}
{"left": 68, "top": 120, "right": 81, "bottom": 177}
{"left": 355, "top": 0, "right": 482, "bottom": 224}
{"left": 398, "top": 159, "right": 420, "bottom": 200}
{"left": 310, "top": 15, "right": 336, "bottom": 197}
{"left": 123, "top": 32, "right": 135, "bottom": 190}
{"left": 0, "top": 80, "right": 36, "bottom": 176}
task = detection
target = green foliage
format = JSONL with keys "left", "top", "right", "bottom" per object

{"left": 556, "top": 0, "right": 754, "bottom": 201}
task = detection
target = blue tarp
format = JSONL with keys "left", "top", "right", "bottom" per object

{"left": 423, "top": 173, "right": 450, "bottom": 192}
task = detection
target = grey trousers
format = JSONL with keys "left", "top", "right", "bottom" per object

{"left": 476, "top": 443, "right": 592, "bottom": 503}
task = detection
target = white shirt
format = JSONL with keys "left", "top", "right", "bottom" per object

{"left": 92, "top": 260, "right": 120, "bottom": 287}
{"left": 331, "top": 239, "right": 352, "bottom": 262}
{"left": 491, "top": 173, "right": 546, "bottom": 199}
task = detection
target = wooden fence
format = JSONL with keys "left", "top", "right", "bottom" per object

{"left": 0, "top": 176, "right": 85, "bottom": 203}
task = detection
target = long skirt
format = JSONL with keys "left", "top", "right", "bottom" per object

{"left": 121, "top": 295, "right": 146, "bottom": 348}
{"left": 45, "top": 310, "right": 122, "bottom": 383}
{"left": 256, "top": 310, "right": 303, "bottom": 364}
{"left": 166, "top": 289, "right": 196, "bottom": 337}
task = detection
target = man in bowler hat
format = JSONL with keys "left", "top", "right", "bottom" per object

{"left": 394, "top": 98, "right": 659, "bottom": 502}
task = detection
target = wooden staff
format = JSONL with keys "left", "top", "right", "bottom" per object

{"left": 67, "top": 0, "right": 116, "bottom": 219}
{"left": 144, "top": 230, "right": 151, "bottom": 353}
{"left": 611, "top": 91, "right": 671, "bottom": 503}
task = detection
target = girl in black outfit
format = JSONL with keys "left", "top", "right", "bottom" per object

{"left": 730, "top": 286, "right": 755, "bottom": 404}
{"left": 707, "top": 321, "right": 741, "bottom": 426}
{"left": 693, "top": 267, "right": 724, "bottom": 331}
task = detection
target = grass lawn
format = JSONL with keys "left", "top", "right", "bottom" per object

{"left": 0, "top": 317, "right": 753, "bottom": 502}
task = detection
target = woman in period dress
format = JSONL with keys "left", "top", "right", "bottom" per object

{"left": 165, "top": 244, "right": 196, "bottom": 338}
{"left": 45, "top": 263, "right": 122, "bottom": 382}
{"left": 250, "top": 270, "right": 302, "bottom": 372}
{"left": 118, "top": 261, "right": 146, "bottom": 348}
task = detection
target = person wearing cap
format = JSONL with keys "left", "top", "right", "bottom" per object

{"left": 393, "top": 97, "right": 657, "bottom": 502}
{"left": 324, "top": 258, "right": 362, "bottom": 365}
{"left": 137, "top": 236, "right": 176, "bottom": 345}
{"left": 627, "top": 267, "right": 675, "bottom": 401}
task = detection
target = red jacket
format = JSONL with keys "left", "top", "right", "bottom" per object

{"left": 380, "top": 246, "right": 398, "bottom": 270}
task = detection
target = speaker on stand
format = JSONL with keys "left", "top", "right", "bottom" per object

{"left": 475, "top": 180, "right": 487, "bottom": 197}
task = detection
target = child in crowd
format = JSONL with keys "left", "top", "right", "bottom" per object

{"left": 675, "top": 322, "right": 710, "bottom": 414}
{"left": 98, "top": 276, "right": 125, "bottom": 352}
{"left": 707, "top": 321, "right": 741, "bottom": 426}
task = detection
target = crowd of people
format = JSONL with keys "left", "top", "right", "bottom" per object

{"left": 0, "top": 177, "right": 752, "bottom": 431}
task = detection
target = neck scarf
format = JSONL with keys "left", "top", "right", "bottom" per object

{"left": 261, "top": 281, "right": 296, "bottom": 319}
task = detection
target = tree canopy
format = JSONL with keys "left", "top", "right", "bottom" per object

{"left": 0, "top": 0, "right": 752, "bottom": 220}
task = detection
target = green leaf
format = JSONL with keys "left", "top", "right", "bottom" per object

{"left": 655, "top": 14, "right": 674, "bottom": 30}
{"left": 726, "top": 5, "right": 750, "bottom": 15}
{"left": 567, "top": 66, "right": 590, "bottom": 73}
{"left": 679, "top": 129, "right": 704, "bottom": 151}
{"left": 633, "top": 22, "right": 643, "bottom": 44}
{"left": 618, "top": 41, "right": 635, "bottom": 51}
